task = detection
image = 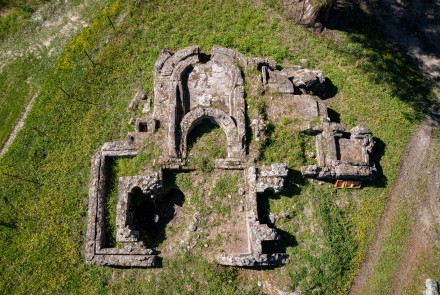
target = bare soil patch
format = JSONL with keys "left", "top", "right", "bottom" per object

{"left": 157, "top": 169, "right": 249, "bottom": 261}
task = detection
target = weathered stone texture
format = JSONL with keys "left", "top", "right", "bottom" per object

{"left": 218, "top": 165, "right": 290, "bottom": 267}
{"left": 290, "top": 68, "right": 325, "bottom": 88}
{"left": 179, "top": 107, "right": 243, "bottom": 159}
{"left": 152, "top": 45, "right": 247, "bottom": 160}
{"left": 135, "top": 118, "right": 157, "bottom": 133}
{"left": 426, "top": 279, "right": 440, "bottom": 295}
{"left": 301, "top": 123, "right": 376, "bottom": 180}
{"left": 251, "top": 116, "right": 266, "bottom": 142}
{"left": 127, "top": 89, "right": 145, "bottom": 113}
{"left": 90, "top": 254, "right": 156, "bottom": 267}
{"left": 217, "top": 253, "right": 286, "bottom": 267}
{"left": 86, "top": 46, "right": 295, "bottom": 268}
{"left": 256, "top": 164, "right": 289, "bottom": 194}
{"left": 267, "top": 70, "right": 294, "bottom": 94}
{"left": 265, "top": 66, "right": 325, "bottom": 95}
{"left": 281, "top": 0, "right": 334, "bottom": 26}
{"left": 85, "top": 153, "right": 157, "bottom": 267}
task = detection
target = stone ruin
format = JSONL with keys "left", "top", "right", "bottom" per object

{"left": 301, "top": 123, "right": 376, "bottom": 180}
{"left": 85, "top": 45, "right": 377, "bottom": 268}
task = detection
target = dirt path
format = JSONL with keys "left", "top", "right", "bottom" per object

{"left": 350, "top": 120, "right": 433, "bottom": 294}
{"left": 350, "top": 0, "right": 440, "bottom": 294}
{"left": 391, "top": 128, "right": 440, "bottom": 294}
{"left": 0, "top": 91, "right": 38, "bottom": 158}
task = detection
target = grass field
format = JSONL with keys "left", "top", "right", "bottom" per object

{"left": 0, "top": 0, "right": 436, "bottom": 293}
{"left": 0, "top": 0, "right": 111, "bottom": 148}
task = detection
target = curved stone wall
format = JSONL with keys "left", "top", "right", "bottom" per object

{"left": 179, "top": 107, "right": 241, "bottom": 159}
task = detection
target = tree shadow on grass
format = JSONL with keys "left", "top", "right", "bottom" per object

{"left": 327, "top": 0, "right": 440, "bottom": 57}
{"left": 325, "top": 1, "right": 437, "bottom": 118}
{"left": 0, "top": 221, "right": 16, "bottom": 229}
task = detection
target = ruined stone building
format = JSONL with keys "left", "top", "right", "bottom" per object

{"left": 85, "top": 46, "right": 376, "bottom": 267}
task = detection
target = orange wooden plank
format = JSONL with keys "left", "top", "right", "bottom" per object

{"left": 334, "top": 180, "right": 362, "bottom": 189}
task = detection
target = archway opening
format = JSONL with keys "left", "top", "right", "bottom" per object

{"left": 186, "top": 118, "right": 227, "bottom": 171}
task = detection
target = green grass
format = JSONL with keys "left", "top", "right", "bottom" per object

{"left": 403, "top": 231, "right": 440, "bottom": 294}
{"left": 266, "top": 186, "right": 357, "bottom": 294}
{"left": 434, "top": 129, "right": 440, "bottom": 141}
{"left": 362, "top": 205, "right": 411, "bottom": 294}
{"left": 367, "top": 137, "right": 440, "bottom": 295}
{"left": 0, "top": 0, "right": 48, "bottom": 10}
{"left": 0, "top": 0, "right": 50, "bottom": 39}
{"left": 403, "top": 138, "right": 440, "bottom": 294}
{"left": 158, "top": 169, "right": 245, "bottom": 259}
{"left": 167, "top": 170, "right": 242, "bottom": 218}
{"left": 260, "top": 120, "right": 309, "bottom": 168}
{"left": 0, "top": 55, "right": 47, "bottom": 146}
{"left": 187, "top": 120, "right": 227, "bottom": 171}
{"left": 118, "top": 252, "right": 260, "bottom": 294}
{"left": 211, "top": 174, "right": 240, "bottom": 215}
{"left": 0, "top": 0, "right": 436, "bottom": 293}
{"left": 0, "top": 0, "right": 112, "bottom": 149}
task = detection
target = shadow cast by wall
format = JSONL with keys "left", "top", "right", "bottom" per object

{"left": 367, "top": 136, "right": 388, "bottom": 188}
{"left": 311, "top": 77, "right": 339, "bottom": 100}
{"left": 280, "top": 169, "right": 308, "bottom": 197}
{"left": 254, "top": 186, "right": 301, "bottom": 269}
{"left": 327, "top": 107, "right": 341, "bottom": 123}
{"left": 132, "top": 188, "right": 185, "bottom": 249}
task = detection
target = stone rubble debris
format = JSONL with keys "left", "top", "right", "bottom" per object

{"left": 126, "top": 89, "right": 145, "bottom": 113}
{"left": 264, "top": 66, "right": 325, "bottom": 94}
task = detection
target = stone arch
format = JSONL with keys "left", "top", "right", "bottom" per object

{"left": 179, "top": 107, "right": 241, "bottom": 159}
{"left": 165, "top": 54, "right": 200, "bottom": 158}
{"left": 171, "top": 56, "right": 198, "bottom": 118}
{"left": 156, "top": 46, "right": 247, "bottom": 159}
